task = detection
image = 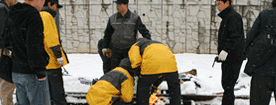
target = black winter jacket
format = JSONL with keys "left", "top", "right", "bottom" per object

{"left": 9, "top": 3, "right": 49, "bottom": 78}
{"left": 245, "top": 9, "right": 276, "bottom": 76}
{"left": 0, "top": 1, "right": 8, "bottom": 39}
{"left": 0, "top": 1, "right": 11, "bottom": 50}
{"left": 218, "top": 6, "right": 245, "bottom": 61}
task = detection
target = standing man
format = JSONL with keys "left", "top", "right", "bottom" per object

{"left": 9, "top": 0, "right": 51, "bottom": 104}
{"left": 245, "top": 0, "right": 276, "bottom": 104}
{"left": 0, "top": 0, "right": 17, "bottom": 105}
{"left": 102, "top": 0, "right": 151, "bottom": 70}
{"left": 40, "top": 0, "right": 68, "bottom": 104}
{"left": 128, "top": 38, "right": 181, "bottom": 105}
{"left": 216, "top": 0, "right": 245, "bottom": 105}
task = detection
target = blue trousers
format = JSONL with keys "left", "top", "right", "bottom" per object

{"left": 12, "top": 72, "right": 51, "bottom": 105}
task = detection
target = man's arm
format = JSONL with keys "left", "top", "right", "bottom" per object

{"left": 103, "top": 19, "right": 114, "bottom": 48}
{"left": 245, "top": 13, "right": 261, "bottom": 49}
{"left": 136, "top": 16, "right": 151, "bottom": 40}
{"left": 98, "top": 39, "right": 105, "bottom": 61}
{"left": 120, "top": 77, "right": 134, "bottom": 103}
{"left": 41, "top": 12, "right": 62, "bottom": 59}
{"left": 0, "top": 6, "right": 7, "bottom": 43}
{"left": 128, "top": 42, "right": 142, "bottom": 69}
{"left": 26, "top": 15, "right": 48, "bottom": 79}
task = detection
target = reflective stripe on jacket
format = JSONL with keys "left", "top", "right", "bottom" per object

{"left": 86, "top": 67, "right": 134, "bottom": 105}
{"left": 40, "top": 11, "right": 68, "bottom": 69}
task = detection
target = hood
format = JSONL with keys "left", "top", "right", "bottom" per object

{"left": 0, "top": 0, "right": 8, "bottom": 7}
{"left": 41, "top": 6, "right": 56, "bottom": 17}
{"left": 9, "top": 2, "right": 39, "bottom": 24}
{"left": 119, "top": 58, "right": 134, "bottom": 76}
{"left": 119, "top": 58, "right": 132, "bottom": 71}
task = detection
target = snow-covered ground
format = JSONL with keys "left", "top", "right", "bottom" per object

{"left": 4, "top": 53, "right": 276, "bottom": 105}
{"left": 62, "top": 53, "right": 275, "bottom": 105}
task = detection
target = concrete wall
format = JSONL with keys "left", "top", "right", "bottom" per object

{"left": 21, "top": 0, "right": 273, "bottom": 54}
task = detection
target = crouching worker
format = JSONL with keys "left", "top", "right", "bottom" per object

{"left": 129, "top": 38, "right": 181, "bottom": 105}
{"left": 86, "top": 58, "right": 135, "bottom": 105}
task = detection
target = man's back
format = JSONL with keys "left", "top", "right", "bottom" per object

{"left": 8, "top": 1, "right": 51, "bottom": 105}
{"left": 128, "top": 38, "right": 178, "bottom": 75}
{"left": 9, "top": 2, "right": 48, "bottom": 76}
{"left": 86, "top": 67, "right": 134, "bottom": 105}
{"left": 245, "top": 9, "right": 276, "bottom": 76}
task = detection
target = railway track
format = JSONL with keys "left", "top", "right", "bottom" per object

{"left": 65, "top": 92, "right": 250, "bottom": 105}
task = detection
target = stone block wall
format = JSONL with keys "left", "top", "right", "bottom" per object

{"left": 20, "top": 0, "right": 272, "bottom": 54}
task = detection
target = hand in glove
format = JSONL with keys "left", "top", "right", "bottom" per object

{"left": 92, "top": 78, "right": 99, "bottom": 85}
{"left": 102, "top": 48, "right": 112, "bottom": 58}
{"left": 218, "top": 50, "right": 228, "bottom": 61}
{"left": 57, "top": 57, "right": 64, "bottom": 66}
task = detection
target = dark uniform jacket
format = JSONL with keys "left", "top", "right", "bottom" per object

{"left": 218, "top": 6, "right": 245, "bottom": 61}
{"left": 0, "top": 1, "right": 11, "bottom": 50}
{"left": 245, "top": 9, "right": 276, "bottom": 76}
{"left": 86, "top": 67, "right": 134, "bottom": 105}
{"left": 128, "top": 38, "right": 177, "bottom": 75}
{"left": 9, "top": 3, "right": 49, "bottom": 78}
{"left": 103, "top": 9, "right": 151, "bottom": 49}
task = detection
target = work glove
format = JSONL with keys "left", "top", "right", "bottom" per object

{"left": 92, "top": 78, "right": 99, "bottom": 85}
{"left": 57, "top": 57, "right": 64, "bottom": 66}
{"left": 102, "top": 48, "right": 112, "bottom": 58}
{"left": 218, "top": 50, "right": 228, "bottom": 61}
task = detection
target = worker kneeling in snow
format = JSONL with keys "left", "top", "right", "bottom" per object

{"left": 86, "top": 58, "right": 135, "bottom": 105}
{"left": 129, "top": 38, "right": 181, "bottom": 105}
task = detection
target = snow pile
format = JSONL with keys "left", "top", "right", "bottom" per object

{"left": 4, "top": 53, "right": 276, "bottom": 105}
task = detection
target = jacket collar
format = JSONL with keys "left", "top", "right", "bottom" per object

{"left": 41, "top": 6, "right": 57, "bottom": 17}
{"left": 10, "top": 3, "right": 39, "bottom": 24}
{"left": 218, "top": 6, "right": 233, "bottom": 19}
{"left": 116, "top": 9, "right": 131, "bottom": 19}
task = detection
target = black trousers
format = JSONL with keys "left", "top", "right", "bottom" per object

{"left": 136, "top": 72, "right": 181, "bottom": 105}
{"left": 111, "top": 46, "right": 129, "bottom": 69}
{"left": 46, "top": 68, "right": 67, "bottom": 105}
{"left": 250, "top": 74, "right": 276, "bottom": 105}
{"left": 98, "top": 39, "right": 112, "bottom": 74}
{"left": 221, "top": 59, "right": 242, "bottom": 105}
{"left": 112, "top": 99, "right": 133, "bottom": 105}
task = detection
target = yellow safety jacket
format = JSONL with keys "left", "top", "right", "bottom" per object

{"left": 86, "top": 67, "right": 134, "bottom": 105}
{"left": 128, "top": 38, "right": 178, "bottom": 75}
{"left": 40, "top": 11, "right": 68, "bottom": 69}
